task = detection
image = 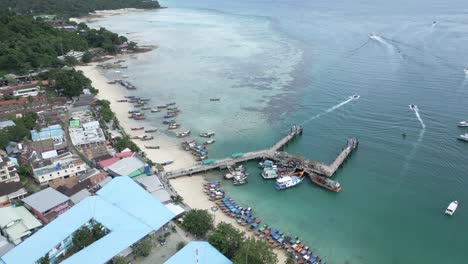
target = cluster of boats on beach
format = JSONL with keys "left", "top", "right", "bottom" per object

{"left": 224, "top": 165, "right": 249, "bottom": 185}
{"left": 180, "top": 132, "right": 216, "bottom": 161}
{"left": 259, "top": 159, "right": 342, "bottom": 192}
{"left": 203, "top": 181, "right": 327, "bottom": 264}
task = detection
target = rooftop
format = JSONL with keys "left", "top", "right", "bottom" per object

{"left": 106, "top": 156, "right": 146, "bottom": 176}
{"left": 0, "top": 182, "right": 24, "bottom": 197}
{"left": 69, "top": 121, "right": 106, "bottom": 146}
{"left": 0, "top": 121, "right": 15, "bottom": 130}
{"left": 0, "top": 206, "right": 42, "bottom": 244}
{"left": 135, "top": 175, "right": 163, "bottom": 193}
{"left": 31, "top": 125, "right": 64, "bottom": 141}
{"left": 164, "top": 241, "right": 232, "bottom": 264}
{"left": 1, "top": 177, "right": 175, "bottom": 264}
{"left": 22, "top": 187, "right": 69, "bottom": 213}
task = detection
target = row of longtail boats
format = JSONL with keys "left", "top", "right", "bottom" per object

{"left": 203, "top": 181, "right": 327, "bottom": 264}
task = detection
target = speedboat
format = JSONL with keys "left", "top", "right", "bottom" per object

{"left": 368, "top": 32, "right": 379, "bottom": 39}
{"left": 203, "top": 139, "right": 215, "bottom": 145}
{"left": 151, "top": 109, "right": 161, "bottom": 113}
{"left": 464, "top": 67, "right": 468, "bottom": 75}
{"left": 409, "top": 104, "right": 418, "bottom": 111}
{"left": 458, "top": 133, "right": 468, "bottom": 142}
{"left": 445, "top": 201, "right": 458, "bottom": 216}
{"left": 459, "top": 121, "right": 468, "bottom": 127}
{"left": 176, "top": 130, "right": 191, "bottom": 138}
{"left": 350, "top": 94, "right": 360, "bottom": 100}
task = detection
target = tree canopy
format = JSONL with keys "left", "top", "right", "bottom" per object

{"left": 42, "top": 68, "right": 95, "bottom": 97}
{"left": 0, "top": 0, "right": 161, "bottom": 18}
{"left": 232, "top": 238, "right": 278, "bottom": 264}
{"left": 208, "top": 222, "right": 245, "bottom": 259}
{"left": 0, "top": 12, "right": 128, "bottom": 75}
{"left": 182, "top": 209, "right": 214, "bottom": 239}
{"left": 0, "top": 112, "right": 38, "bottom": 148}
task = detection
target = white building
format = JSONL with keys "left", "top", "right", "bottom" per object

{"left": 69, "top": 121, "right": 106, "bottom": 146}
{"left": 0, "top": 156, "right": 19, "bottom": 184}
{"left": 32, "top": 153, "right": 88, "bottom": 185}
{"left": 12, "top": 87, "right": 40, "bottom": 97}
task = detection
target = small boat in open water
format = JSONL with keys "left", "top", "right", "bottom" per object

{"left": 204, "top": 139, "right": 215, "bottom": 145}
{"left": 458, "top": 133, "right": 468, "bottom": 142}
{"left": 200, "top": 132, "right": 215, "bottom": 138}
{"left": 310, "top": 174, "right": 342, "bottom": 193}
{"left": 350, "top": 94, "right": 360, "bottom": 100}
{"left": 145, "top": 129, "right": 157, "bottom": 133}
{"left": 131, "top": 127, "right": 144, "bottom": 130}
{"left": 445, "top": 201, "right": 458, "bottom": 216}
{"left": 409, "top": 104, "right": 418, "bottom": 111}
{"left": 458, "top": 121, "right": 468, "bottom": 127}
{"left": 210, "top": 98, "right": 220, "bottom": 101}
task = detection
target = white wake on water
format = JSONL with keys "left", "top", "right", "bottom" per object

{"left": 400, "top": 106, "right": 426, "bottom": 175}
{"left": 300, "top": 96, "right": 357, "bottom": 126}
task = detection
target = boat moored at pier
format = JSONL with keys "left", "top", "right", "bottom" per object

{"left": 310, "top": 174, "right": 342, "bottom": 192}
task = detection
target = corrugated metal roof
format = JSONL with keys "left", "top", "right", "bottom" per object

{"left": 2, "top": 177, "right": 175, "bottom": 264}
{"left": 31, "top": 125, "right": 64, "bottom": 141}
{"left": 107, "top": 157, "right": 145, "bottom": 176}
{"left": 22, "top": 187, "right": 69, "bottom": 213}
{"left": 164, "top": 242, "right": 232, "bottom": 264}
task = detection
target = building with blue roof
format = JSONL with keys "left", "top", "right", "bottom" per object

{"left": 30, "top": 124, "right": 65, "bottom": 144}
{"left": 164, "top": 241, "right": 232, "bottom": 264}
{"left": 0, "top": 176, "right": 175, "bottom": 264}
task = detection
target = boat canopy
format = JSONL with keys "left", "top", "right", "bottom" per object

{"left": 202, "top": 159, "right": 216, "bottom": 165}
{"left": 231, "top": 152, "right": 244, "bottom": 158}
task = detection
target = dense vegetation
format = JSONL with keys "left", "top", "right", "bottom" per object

{"left": 0, "top": 13, "right": 127, "bottom": 75}
{"left": 0, "top": 0, "right": 160, "bottom": 17}
{"left": 182, "top": 209, "right": 214, "bottom": 238}
{"left": 39, "top": 68, "right": 96, "bottom": 97}
{"left": 208, "top": 222, "right": 245, "bottom": 259}
{"left": 0, "top": 112, "right": 38, "bottom": 148}
{"left": 232, "top": 237, "right": 278, "bottom": 264}
{"left": 113, "top": 135, "right": 141, "bottom": 153}
{"left": 94, "top": 100, "right": 115, "bottom": 122}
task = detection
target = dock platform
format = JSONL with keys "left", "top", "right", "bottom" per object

{"left": 164, "top": 126, "right": 357, "bottom": 179}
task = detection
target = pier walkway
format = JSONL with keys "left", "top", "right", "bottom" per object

{"left": 164, "top": 125, "right": 357, "bottom": 179}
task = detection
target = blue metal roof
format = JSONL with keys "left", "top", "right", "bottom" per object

{"left": 1, "top": 177, "right": 175, "bottom": 264}
{"left": 164, "top": 241, "right": 232, "bottom": 264}
{"left": 31, "top": 124, "right": 64, "bottom": 141}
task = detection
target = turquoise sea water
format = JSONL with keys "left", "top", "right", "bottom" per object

{"left": 92, "top": 1, "right": 468, "bottom": 263}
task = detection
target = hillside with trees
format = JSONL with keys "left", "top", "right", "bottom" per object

{"left": 0, "top": 12, "right": 127, "bottom": 75}
{"left": 0, "top": 0, "right": 160, "bottom": 17}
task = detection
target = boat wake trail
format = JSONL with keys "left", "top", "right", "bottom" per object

{"left": 300, "top": 96, "right": 355, "bottom": 126}
{"left": 413, "top": 107, "right": 426, "bottom": 129}
{"left": 400, "top": 107, "right": 426, "bottom": 175}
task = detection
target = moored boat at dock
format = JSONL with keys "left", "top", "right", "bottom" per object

{"left": 168, "top": 123, "right": 180, "bottom": 129}
{"left": 274, "top": 175, "right": 304, "bottom": 190}
{"left": 310, "top": 174, "right": 342, "bottom": 192}
{"left": 176, "top": 130, "right": 191, "bottom": 138}
{"left": 203, "top": 139, "right": 215, "bottom": 145}
{"left": 151, "top": 109, "right": 161, "bottom": 113}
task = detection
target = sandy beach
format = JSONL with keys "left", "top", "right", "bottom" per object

{"left": 70, "top": 8, "right": 147, "bottom": 24}
{"left": 76, "top": 62, "right": 196, "bottom": 171}
{"left": 170, "top": 176, "right": 288, "bottom": 263}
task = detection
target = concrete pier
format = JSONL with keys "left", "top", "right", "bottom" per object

{"left": 164, "top": 126, "right": 357, "bottom": 179}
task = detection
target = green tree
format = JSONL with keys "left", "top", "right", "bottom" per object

{"left": 113, "top": 135, "right": 140, "bottom": 152}
{"left": 208, "top": 222, "right": 245, "bottom": 259}
{"left": 182, "top": 209, "right": 213, "bottom": 239}
{"left": 47, "top": 68, "right": 93, "bottom": 97}
{"left": 132, "top": 236, "right": 153, "bottom": 257}
{"left": 91, "top": 222, "right": 106, "bottom": 240}
{"left": 0, "top": 132, "right": 9, "bottom": 149}
{"left": 81, "top": 51, "right": 93, "bottom": 63}
{"left": 170, "top": 195, "right": 183, "bottom": 204}
{"left": 37, "top": 254, "right": 50, "bottom": 264}
{"left": 176, "top": 241, "right": 186, "bottom": 251}
{"left": 17, "top": 164, "right": 33, "bottom": 178}
{"left": 112, "top": 256, "right": 128, "bottom": 264}
{"left": 64, "top": 56, "right": 79, "bottom": 66}
{"left": 94, "top": 100, "right": 114, "bottom": 122}
{"left": 72, "top": 226, "right": 92, "bottom": 251}
{"left": 233, "top": 238, "right": 278, "bottom": 264}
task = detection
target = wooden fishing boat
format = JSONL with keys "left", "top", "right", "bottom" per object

{"left": 145, "top": 145, "right": 160, "bottom": 149}
{"left": 310, "top": 174, "right": 342, "bottom": 192}
{"left": 131, "top": 127, "right": 144, "bottom": 130}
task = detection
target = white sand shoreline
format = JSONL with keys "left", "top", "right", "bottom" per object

{"left": 76, "top": 62, "right": 196, "bottom": 172}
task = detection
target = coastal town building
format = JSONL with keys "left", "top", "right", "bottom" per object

{"left": 0, "top": 235, "right": 13, "bottom": 258}
{"left": 69, "top": 107, "right": 109, "bottom": 160}
{"left": 22, "top": 187, "right": 71, "bottom": 224}
{"left": 31, "top": 152, "right": 87, "bottom": 185}
{"left": 0, "top": 96, "right": 66, "bottom": 119}
{"left": 0, "top": 206, "right": 42, "bottom": 245}
{"left": 0, "top": 121, "right": 15, "bottom": 130}
{"left": 1, "top": 177, "right": 175, "bottom": 264}
{"left": 164, "top": 241, "right": 232, "bottom": 264}
{"left": 57, "top": 50, "right": 84, "bottom": 61}
{"left": 0, "top": 182, "right": 27, "bottom": 207}
{"left": 106, "top": 156, "right": 150, "bottom": 178}
{"left": 0, "top": 154, "right": 19, "bottom": 184}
